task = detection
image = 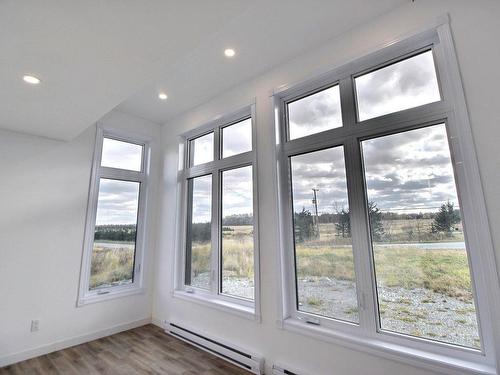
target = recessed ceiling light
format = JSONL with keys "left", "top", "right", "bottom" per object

{"left": 23, "top": 75, "right": 40, "bottom": 85}
{"left": 224, "top": 48, "right": 236, "bottom": 58}
{"left": 158, "top": 92, "right": 168, "bottom": 100}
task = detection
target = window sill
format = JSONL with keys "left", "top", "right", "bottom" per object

{"left": 282, "top": 318, "right": 495, "bottom": 375}
{"left": 77, "top": 286, "right": 145, "bottom": 307}
{"left": 173, "top": 290, "right": 259, "bottom": 322}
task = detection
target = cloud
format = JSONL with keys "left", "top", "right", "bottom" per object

{"left": 222, "top": 165, "right": 253, "bottom": 217}
{"left": 355, "top": 51, "right": 441, "bottom": 121}
{"left": 192, "top": 133, "right": 214, "bottom": 165}
{"left": 288, "top": 124, "right": 459, "bottom": 215}
{"left": 222, "top": 119, "right": 252, "bottom": 157}
{"left": 362, "top": 124, "right": 459, "bottom": 212}
{"left": 291, "top": 146, "right": 349, "bottom": 214}
{"left": 191, "top": 175, "right": 212, "bottom": 223}
{"left": 189, "top": 166, "right": 254, "bottom": 224}
{"left": 95, "top": 179, "right": 140, "bottom": 225}
{"left": 288, "top": 85, "right": 342, "bottom": 139}
{"left": 101, "top": 138, "right": 143, "bottom": 171}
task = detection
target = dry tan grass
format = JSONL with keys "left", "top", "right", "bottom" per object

{"left": 90, "top": 245, "right": 134, "bottom": 289}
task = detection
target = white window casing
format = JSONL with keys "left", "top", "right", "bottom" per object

{"left": 173, "top": 104, "right": 261, "bottom": 321}
{"left": 273, "top": 18, "right": 500, "bottom": 375}
{"left": 77, "top": 124, "right": 151, "bottom": 306}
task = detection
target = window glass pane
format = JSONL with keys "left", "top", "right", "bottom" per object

{"left": 355, "top": 51, "right": 441, "bottom": 121}
{"left": 91, "top": 179, "right": 140, "bottom": 290}
{"left": 190, "top": 133, "right": 214, "bottom": 166}
{"left": 290, "top": 146, "right": 358, "bottom": 322}
{"left": 288, "top": 85, "right": 342, "bottom": 140}
{"left": 186, "top": 175, "right": 212, "bottom": 290}
{"left": 361, "top": 124, "right": 480, "bottom": 349}
{"left": 221, "top": 166, "right": 254, "bottom": 300}
{"left": 222, "top": 118, "right": 252, "bottom": 158}
{"left": 101, "top": 137, "right": 143, "bottom": 171}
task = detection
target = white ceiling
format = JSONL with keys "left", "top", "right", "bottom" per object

{"left": 0, "top": 0, "right": 406, "bottom": 141}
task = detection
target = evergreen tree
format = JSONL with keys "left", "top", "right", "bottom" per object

{"left": 432, "top": 201, "right": 460, "bottom": 236}
{"left": 368, "top": 201, "right": 385, "bottom": 242}
{"left": 191, "top": 222, "right": 212, "bottom": 242}
{"left": 335, "top": 208, "right": 351, "bottom": 238}
{"left": 332, "top": 202, "right": 384, "bottom": 241}
{"left": 294, "top": 208, "right": 316, "bottom": 242}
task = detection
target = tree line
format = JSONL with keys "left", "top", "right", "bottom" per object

{"left": 294, "top": 201, "right": 461, "bottom": 243}
{"left": 94, "top": 224, "right": 137, "bottom": 242}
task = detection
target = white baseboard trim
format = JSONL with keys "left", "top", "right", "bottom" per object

{"left": 0, "top": 317, "right": 152, "bottom": 368}
{"left": 151, "top": 317, "right": 165, "bottom": 329}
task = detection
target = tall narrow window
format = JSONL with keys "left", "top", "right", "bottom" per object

{"left": 361, "top": 124, "right": 480, "bottom": 348}
{"left": 79, "top": 128, "right": 149, "bottom": 305}
{"left": 177, "top": 107, "right": 259, "bottom": 314}
{"left": 185, "top": 175, "right": 212, "bottom": 290}
{"left": 290, "top": 146, "right": 358, "bottom": 322}
{"left": 221, "top": 165, "right": 254, "bottom": 299}
{"left": 91, "top": 179, "right": 140, "bottom": 290}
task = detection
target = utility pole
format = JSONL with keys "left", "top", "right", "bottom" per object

{"left": 312, "top": 188, "right": 320, "bottom": 238}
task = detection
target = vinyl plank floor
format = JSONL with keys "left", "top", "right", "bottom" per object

{"left": 0, "top": 324, "right": 251, "bottom": 375}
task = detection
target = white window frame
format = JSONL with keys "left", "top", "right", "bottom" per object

{"left": 77, "top": 124, "right": 151, "bottom": 306}
{"left": 173, "top": 104, "right": 261, "bottom": 321}
{"left": 274, "top": 19, "right": 500, "bottom": 375}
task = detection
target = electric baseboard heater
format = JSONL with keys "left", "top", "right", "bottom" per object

{"left": 166, "top": 322, "right": 264, "bottom": 374}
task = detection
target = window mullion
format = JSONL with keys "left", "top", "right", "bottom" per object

{"left": 344, "top": 137, "right": 378, "bottom": 334}
{"left": 184, "top": 179, "right": 194, "bottom": 286}
{"left": 340, "top": 75, "right": 378, "bottom": 333}
{"left": 210, "top": 171, "right": 221, "bottom": 296}
{"left": 212, "top": 125, "right": 221, "bottom": 296}
{"left": 339, "top": 77, "right": 357, "bottom": 126}
{"left": 214, "top": 126, "right": 221, "bottom": 161}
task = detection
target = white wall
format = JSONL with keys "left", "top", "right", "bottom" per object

{"left": 0, "top": 110, "right": 161, "bottom": 365}
{"left": 154, "top": 1, "right": 500, "bottom": 374}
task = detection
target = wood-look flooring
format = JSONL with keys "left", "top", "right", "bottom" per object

{"left": 0, "top": 324, "right": 251, "bottom": 374}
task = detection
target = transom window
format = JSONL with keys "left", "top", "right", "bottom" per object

{"left": 275, "top": 27, "right": 498, "bottom": 371}
{"left": 177, "top": 106, "right": 259, "bottom": 313}
{"left": 78, "top": 128, "right": 150, "bottom": 305}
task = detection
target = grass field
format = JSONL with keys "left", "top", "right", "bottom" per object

{"left": 90, "top": 244, "right": 134, "bottom": 289}
{"left": 188, "top": 225, "right": 254, "bottom": 298}
{"left": 295, "top": 245, "right": 473, "bottom": 299}
{"left": 91, "top": 221, "right": 479, "bottom": 347}
{"left": 188, "top": 223, "right": 472, "bottom": 298}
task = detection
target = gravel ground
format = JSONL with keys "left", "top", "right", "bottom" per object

{"left": 191, "top": 273, "right": 254, "bottom": 300}
{"left": 192, "top": 273, "right": 480, "bottom": 349}
{"left": 298, "top": 277, "right": 480, "bottom": 349}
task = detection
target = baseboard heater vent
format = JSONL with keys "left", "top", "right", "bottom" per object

{"left": 166, "top": 322, "right": 264, "bottom": 374}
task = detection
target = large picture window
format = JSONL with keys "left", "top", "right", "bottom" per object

{"left": 78, "top": 127, "right": 150, "bottom": 305}
{"left": 176, "top": 106, "right": 259, "bottom": 316}
{"left": 275, "top": 25, "right": 499, "bottom": 372}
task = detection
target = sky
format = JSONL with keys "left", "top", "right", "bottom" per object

{"left": 190, "top": 119, "right": 253, "bottom": 224}
{"left": 288, "top": 85, "right": 342, "bottom": 140}
{"left": 101, "top": 137, "right": 143, "bottom": 171}
{"left": 355, "top": 50, "right": 440, "bottom": 121}
{"left": 289, "top": 50, "right": 459, "bottom": 215}
{"left": 191, "top": 118, "right": 252, "bottom": 165}
{"left": 291, "top": 146, "right": 349, "bottom": 214}
{"left": 222, "top": 118, "right": 252, "bottom": 158}
{"left": 191, "top": 133, "right": 214, "bottom": 166}
{"left": 190, "top": 165, "right": 253, "bottom": 224}
{"left": 95, "top": 138, "right": 143, "bottom": 226}
{"left": 95, "top": 178, "right": 140, "bottom": 225}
